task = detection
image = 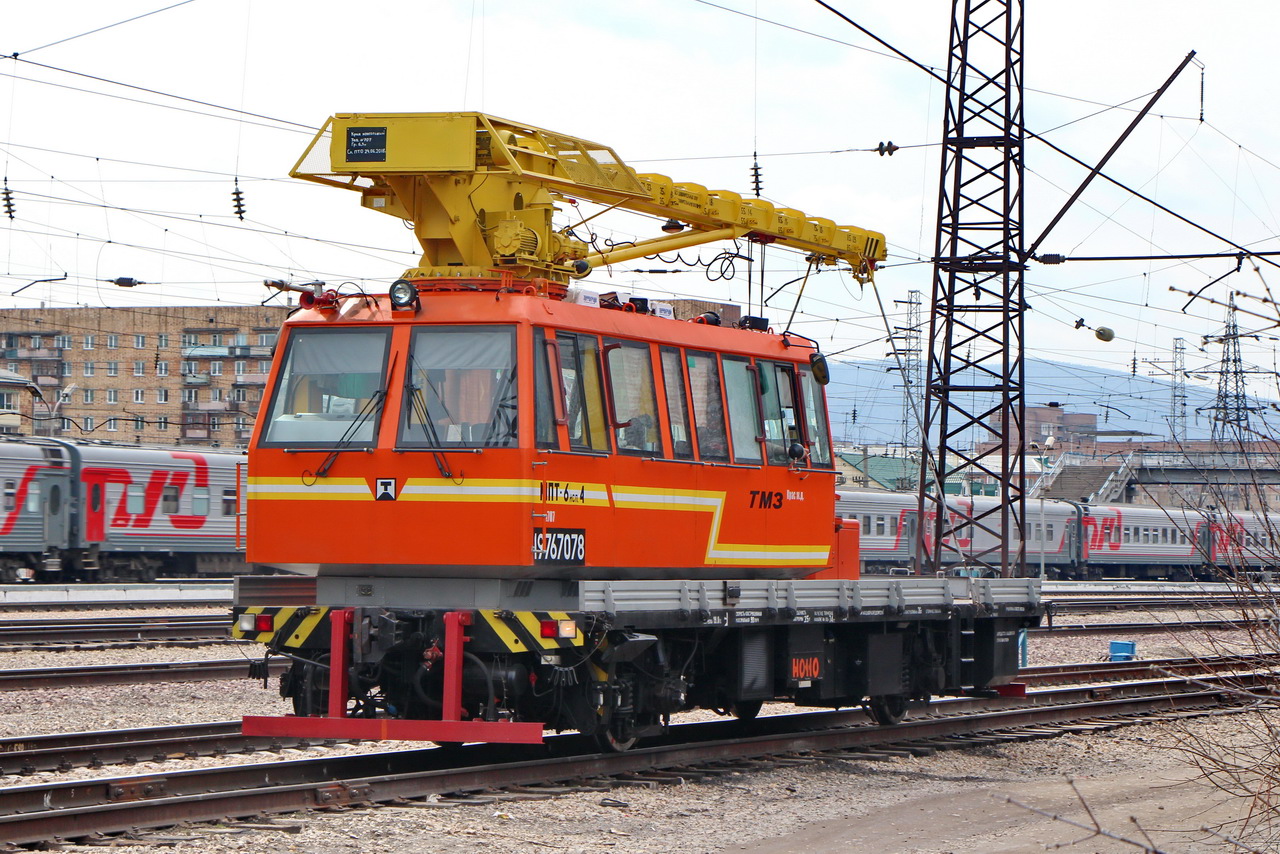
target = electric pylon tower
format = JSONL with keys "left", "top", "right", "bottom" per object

{"left": 918, "top": 0, "right": 1027, "bottom": 577}
{"left": 1170, "top": 337, "right": 1187, "bottom": 444}
{"left": 893, "top": 289, "right": 923, "bottom": 464}
{"left": 1205, "top": 298, "right": 1253, "bottom": 443}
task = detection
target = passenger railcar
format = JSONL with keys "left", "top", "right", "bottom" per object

{"left": 840, "top": 489, "right": 1275, "bottom": 580}
{"left": 0, "top": 437, "right": 246, "bottom": 580}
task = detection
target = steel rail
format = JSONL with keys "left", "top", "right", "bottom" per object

{"left": 1031, "top": 618, "right": 1248, "bottom": 636}
{"left": 0, "top": 614, "right": 230, "bottom": 645}
{"left": 0, "top": 658, "right": 282, "bottom": 690}
{"left": 0, "top": 651, "right": 1259, "bottom": 775}
{"left": 0, "top": 671, "right": 1266, "bottom": 845}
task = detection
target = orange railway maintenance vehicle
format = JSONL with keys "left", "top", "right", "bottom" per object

{"left": 233, "top": 113, "right": 1043, "bottom": 750}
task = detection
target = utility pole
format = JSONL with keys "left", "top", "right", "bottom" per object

{"left": 1144, "top": 337, "right": 1188, "bottom": 443}
{"left": 918, "top": 0, "right": 1027, "bottom": 577}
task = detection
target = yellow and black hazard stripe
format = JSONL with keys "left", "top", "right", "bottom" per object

{"left": 232, "top": 606, "right": 331, "bottom": 649}
{"left": 471, "top": 610, "right": 585, "bottom": 654}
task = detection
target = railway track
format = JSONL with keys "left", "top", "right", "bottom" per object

{"left": 0, "top": 653, "right": 1257, "bottom": 776}
{"left": 1032, "top": 617, "right": 1249, "bottom": 636}
{"left": 0, "top": 667, "right": 1265, "bottom": 846}
{"left": 0, "top": 655, "right": 1271, "bottom": 845}
{"left": 0, "top": 657, "right": 285, "bottom": 691}
{"left": 0, "top": 614, "right": 231, "bottom": 648}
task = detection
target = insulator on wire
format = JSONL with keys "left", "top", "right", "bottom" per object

{"left": 2, "top": 183, "right": 14, "bottom": 220}
{"left": 750, "top": 153, "right": 763, "bottom": 198}
{"left": 231, "top": 181, "right": 246, "bottom": 221}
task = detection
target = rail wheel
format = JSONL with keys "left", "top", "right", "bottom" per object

{"left": 730, "top": 700, "right": 764, "bottom": 720}
{"left": 867, "top": 694, "right": 908, "bottom": 726}
{"left": 285, "top": 654, "right": 330, "bottom": 717}
{"left": 595, "top": 724, "right": 638, "bottom": 753}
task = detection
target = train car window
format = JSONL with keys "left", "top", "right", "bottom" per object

{"left": 1113, "top": 525, "right": 1122, "bottom": 545}
{"left": 2, "top": 481, "right": 13, "bottom": 513}
{"left": 798, "top": 369, "right": 832, "bottom": 466}
{"left": 685, "top": 351, "right": 728, "bottom": 462}
{"left": 1047, "top": 523, "right": 1055, "bottom": 542}
{"left": 722, "top": 356, "right": 763, "bottom": 465}
{"left": 191, "top": 487, "right": 209, "bottom": 517}
{"left": 659, "top": 347, "right": 693, "bottom": 460}
{"left": 888, "top": 515, "right": 898, "bottom": 537}
{"left": 875, "top": 516, "right": 886, "bottom": 536}
{"left": 90, "top": 483, "right": 102, "bottom": 512}
{"left": 603, "top": 339, "right": 661, "bottom": 455}
{"left": 161, "top": 486, "right": 180, "bottom": 515}
{"left": 758, "top": 361, "right": 799, "bottom": 466}
{"left": 125, "top": 484, "right": 143, "bottom": 516}
{"left": 222, "top": 489, "right": 237, "bottom": 516}
{"left": 533, "top": 328, "right": 558, "bottom": 449}
{"left": 401, "top": 326, "right": 518, "bottom": 449}
{"left": 557, "top": 333, "right": 610, "bottom": 453}
{"left": 25, "top": 482, "right": 39, "bottom": 513}
{"left": 261, "top": 327, "right": 391, "bottom": 447}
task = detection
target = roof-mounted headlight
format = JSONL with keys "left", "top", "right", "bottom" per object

{"left": 389, "top": 279, "right": 419, "bottom": 309}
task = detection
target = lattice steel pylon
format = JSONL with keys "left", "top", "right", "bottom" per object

{"left": 917, "top": 0, "right": 1027, "bottom": 577}
{"left": 893, "top": 289, "right": 924, "bottom": 468}
{"left": 1170, "top": 337, "right": 1187, "bottom": 444}
{"left": 1205, "top": 297, "right": 1252, "bottom": 444}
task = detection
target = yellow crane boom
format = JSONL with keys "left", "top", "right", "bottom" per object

{"left": 292, "top": 112, "right": 886, "bottom": 286}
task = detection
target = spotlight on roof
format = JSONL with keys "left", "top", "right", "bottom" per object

{"left": 661, "top": 218, "right": 685, "bottom": 234}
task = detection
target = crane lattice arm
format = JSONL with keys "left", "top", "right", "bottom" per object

{"left": 292, "top": 112, "right": 886, "bottom": 286}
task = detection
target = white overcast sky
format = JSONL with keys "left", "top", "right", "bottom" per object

{"left": 3, "top": 0, "right": 1280, "bottom": 413}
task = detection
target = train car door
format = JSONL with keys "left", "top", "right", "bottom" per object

{"left": 36, "top": 469, "right": 71, "bottom": 551}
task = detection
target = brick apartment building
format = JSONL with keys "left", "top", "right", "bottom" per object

{"left": 0, "top": 305, "right": 290, "bottom": 447}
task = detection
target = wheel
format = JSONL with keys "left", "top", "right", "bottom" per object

{"left": 730, "top": 700, "right": 764, "bottom": 721}
{"left": 867, "top": 694, "right": 908, "bottom": 726}
{"left": 594, "top": 725, "right": 637, "bottom": 753}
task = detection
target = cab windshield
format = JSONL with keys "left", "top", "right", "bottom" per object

{"left": 400, "top": 325, "right": 518, "bottom": 448}
{"left": 260, "top": 327, "right": 390, "bottom": 446}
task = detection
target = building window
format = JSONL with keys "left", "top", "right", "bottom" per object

{"left": 133, "top": 389, "right": 145, "bottom": 404}
{"left": 209, "top": 362, "right": 222, "bottom": 376}
{"left": 181, "top": 333, "right": 199, "bottom": 347}
{"left": 183, "top": 388, "right": 198, "bottom": 403}
{"left": 106, "top": 361, "right": 119, "bottom": 377}
{"left": 258, "top": 360, "right": 271, "bottom": 373}
{"left": 235, "top": 416, "right": 248, "bottom": 431}
{"left": 83, "top": 335, "right": 94, "bottom": 350}
{"left": 83, "top": 362, "right": 95, "bottom": 377}
{"left": 210, "top": 387, "right": 223, "bottom": 401}
{"left": 156, "top": 361, "right": 169, "bottom": 377}
{"left": 157, "top": 334, "right": 169, "bottom": 349}
{"left": 106, "top": 418, "right": 118, "bottom": 432}
{"left": 60, "top": 416, "right": 71, "bottom": 431}
{"left": 210, "top": 333, "right": 223, "bottom": 346}
{"left": 54, "top": 335, "right": 71, "bottom": 349}
{"left": 61, "top": 361, "right": 71, "bottom": 377}
{"left": 157, "top": 416, "right": 169, "bottom": 431}
{"left": 106, "top": 389, "right": 118, "bottom": 404}
{"left": 133, "top": 360, "right": 146, "bottom": 376}
{"left": 258, "top": 333, "right": 276, "bottom": 347}
{"left": 6, "top": 363, "right": 15, "bottom": 374}
{"left": 83, "top": 416, "right": 94, "bottom": 431}
{"left": 134, "top": 334, "right": 146, "bottom": 349}
{"left": 182, "top": 360, "right": 199, "bottom": 375}
{"left": 133, "top": 416, "right": 145, "bottom": 431}
{"left": 231, "top": 387, "right": 247, "bottom": 402}
{"left": 106, "top": 334, "right": 118, "bottom": 349}
{"left": 156, "top": 388, "right": 169, "bottom": 404}
{"left": 82, "top": 389, "right": 94, "bottom": 404}
{"left": 0, "top": 392, "right": 12, "bottom": 411}
{"left": 234, "top": 360, "right": 247, "bottom": 375}
{"left": 209, "top": 416, "right": 221, "bottom": 431}
{"left": 30, "top": 336, "right": 41, "bottom": 349}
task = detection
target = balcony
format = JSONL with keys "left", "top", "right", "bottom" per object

{"left": 182, "top": 400, "right": 237, "bottom": 412}
{"left": 34, "top": 376, "right": 60, "bottom": 386}
{"left": 10, "top": 348, "right": 60, "bottom": 359}
{"left": 182, "top": 372, "right": 211, "bottom": 386}
{"left": 233, "top": 373, "right": 267, "bottom": 386}
{"left": 181, "top": 427, "right": 210, "bottom": 440}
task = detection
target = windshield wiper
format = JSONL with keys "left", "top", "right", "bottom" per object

{"left": 315, "top": 389, "right": 386, "bottom": 478}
